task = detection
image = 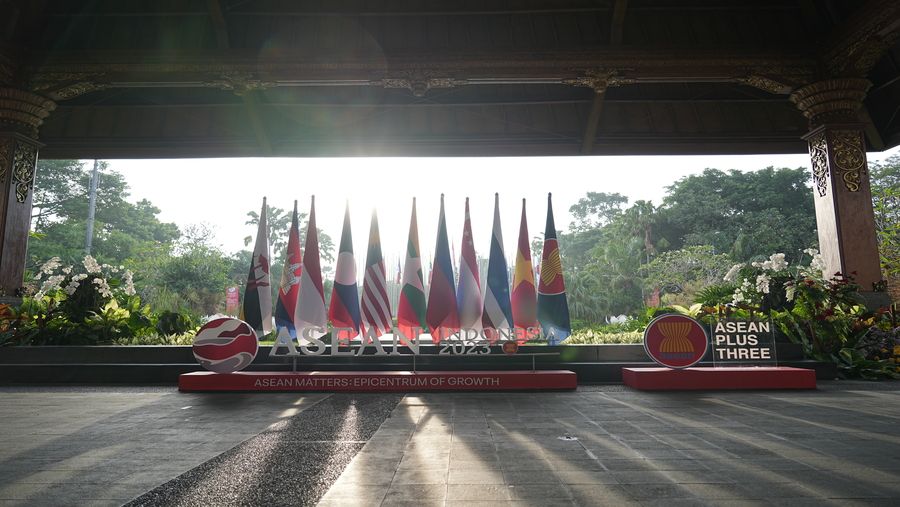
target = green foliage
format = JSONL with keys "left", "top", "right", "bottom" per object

{"left": 29, "top": 160, "right": 180, "bottom": 269}
{"left": 5, "top": 257, "right": 195, "bottom": 346}
{"left": 641, "top": 246, "right": 734, "bottom": 305}
{"left": 568, "top": 192, "right": 628, "bottom": 233}
{"left": 156, "top": 310, "right": 197, "bottom": 336}
{"left": 869, "top": 156, "right": 900, "bottom": 278}
{"left": 560, "top": 167, "right": 818, "bottom": 326}
{"left": 692, "top": 250, "right": 898, "bottom": 379}
{"left": 114, "top": 332, "right": 196, "bottom": 346}
{"left": 661, "top": 167, "right": 817, "bottom": 260}
{"left": 694, "top": 283, "right": 738, "bottom": 306}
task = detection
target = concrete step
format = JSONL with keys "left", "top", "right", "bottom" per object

{"left": 0, "top": 344, "right": 832, "bottom": 384}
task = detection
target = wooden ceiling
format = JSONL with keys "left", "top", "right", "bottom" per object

{"left": 2, "top": 0, "right": 900, "bottom": 158}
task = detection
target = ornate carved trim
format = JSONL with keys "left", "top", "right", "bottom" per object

{"left": 53, "top": 82, "right": 110, "bottom": 101}
{"left": 789, "top": 78, "right": 871, "bottom": 128}
{"left": 736, "top": 75, "right": 793, "bottom": 95}
{"left": 563, "top": 69, "right": 635, "bottom": 93}
{"left": 31, "top": 72, "right": 104, "bottom": 89}
{"left": 808, "top": 131, "right": 829, "bottom": 198}
{"left": 201, "top": 71, "right": 276, "bottom": 96}
{"left": 0, "top": 138, "right": 11, "bottom": 184}
{"left": 372, "top": 70, "right": 468, "bottom": 97}
{"left": 823, "top": 0, "right": 900, "bottom": 77}
{"left": 0, "top": 54, "right": 14, "bottom": 86}
{"left": 830, "top": 130, "right": 866, "bottom": 192}
{"left": 0, "top": 88, "right": 57, "bottom": 138}
{"left": 12, "top": 141, "right": 37, "bottom": 203}
{"left": 29, "top": 72, "right": 112, "bottom": 101}
{"left": 25, "top": 51, "right": 818, "bottom": 79}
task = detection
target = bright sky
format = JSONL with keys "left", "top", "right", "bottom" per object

{"left": 106, "top": 146, "right": 900, "bottom": 271}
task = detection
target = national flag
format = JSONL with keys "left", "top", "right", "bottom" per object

{"left": 328, "top": 203, "right": 362, "bottom": 341}
{"left": 361, "top": 211, "right": 392, "bottom": 337}
{"left": 397, "top": 198, "right": 427, "bottom": 340}
{"left": 295, "top": 196, "right": 326, "bottom": 339}
{"left": 456, "top": 198, "right": 482, "bottom": 332}
{"left": 482, "top": 193, "right": 513, "bottom": 343}
{"left": 511, "top": 198, "right": 538, "bottom": 343}
{"left": 537, "top": 193, "right": 571, "bottom": 345}
{"left": 243, "top": 197, "right": 272, "bottom": 336}
{"left": 426, "top": 194, "right": 459, "bottom": 343}
{"left": 274, "top": 200, "right": 303, "bottom": 336}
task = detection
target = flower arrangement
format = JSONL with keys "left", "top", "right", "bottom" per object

{"left": 713, "top": 249, "right": 897, "bottom": 379}
{"left": 3, "top": 255, "right": 151, "bottom": 345}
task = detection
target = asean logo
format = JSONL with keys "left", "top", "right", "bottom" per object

{"left": 192, "top": 318, "right": 258, "bottom": 373}
{"left": 643, "top": 314, "right": 708, "bottom": 369}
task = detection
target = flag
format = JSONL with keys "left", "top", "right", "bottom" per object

{"left": 537, "top": 193, "right": 571, "bottom": 345}
{"left": 274, "top": 201, "right": 303, "bottom": 336}
{"left": 328, "top": 203, "right": 362, "bottom": 341}
{"left": 426, "top": 194, "right": 459, "bottom": 343}
{"left": 361, "top": 211, "right": 392, "bottom": 337}
{"left": 397, "top": 198, "right": 427, "bottom": 341}
{"left": 395, "top": 258, "right": 402, "bottom": 284}
{"left": 451, "top": 240, "right": 458, "bottom": 285}
{"left": 511, "top": 198, "right": 537, "bottom": 343}
{"left": 482, "top": 193, "right": 513, "bottom": 343}
{"left": 295, "top": 196, "right": 326, "bottom": 339}
{"left": 456, "top": 197, "right": 482, "bottom": 332}
{"left": 243, "top": 197, "right": 272, "bottom": 336}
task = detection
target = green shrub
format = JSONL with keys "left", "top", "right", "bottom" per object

{"left": 156, "top": 310, "right": 196, "bottom": 336}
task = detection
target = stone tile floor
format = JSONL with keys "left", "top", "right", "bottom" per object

{"left": 0, "top": 386, "right": 328, "bottom": 506}
{"left": 319, "top": 382, "right": 900, "bottom": 507}
{"left": 0, "top": 382, "right": 898, "bottom": 506}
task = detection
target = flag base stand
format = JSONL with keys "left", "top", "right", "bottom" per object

{"left": 178, "top": 370, "right": 577, "bottom": 392}
{"left": 622, "top": 366, "right": 816, "bottom": 391}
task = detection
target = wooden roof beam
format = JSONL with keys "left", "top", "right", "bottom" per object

{"left": 581, "top": 0, "right": 628, "bottom": 154}
{"left": 205, "top": 0, "right": 272, "bottom": 155}
{"left": 821, "top": 0, "right": 900, "bottom": 77}
{"left": 205, "top": 0, "right": 230, "bottom": 50}
{"left": 610, "top": 0, "right": 628, "bottom": 45}
{"left": 580, "top": 90, "right": 605, "bottom": 154}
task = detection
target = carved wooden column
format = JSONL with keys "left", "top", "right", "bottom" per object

{"left": 0, "top": 88, "right": 55, "bottom": 296}
{"left": 790, "top": 78, "right": 884, "bottom": 293}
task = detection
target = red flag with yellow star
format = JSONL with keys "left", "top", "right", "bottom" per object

{"left": 511, "top": 198, "right": 537, "bottom": 343}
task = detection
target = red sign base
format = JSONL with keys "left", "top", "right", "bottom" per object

{"left": 622, "top": 366, "right": 816, "bottom": 391}
{"left": 179, "top": 370, "right": 578, "bottom": 392}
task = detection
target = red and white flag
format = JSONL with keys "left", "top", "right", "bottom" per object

{"left": 295, "top": 196, "right": 326, "bottom": 339}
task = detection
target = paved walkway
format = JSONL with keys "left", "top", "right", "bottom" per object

{"left": 0, "top": 387, "right": 327, "bottom": 505}
{"left": 0, "top": 383, "right": 898, "bottom": 506}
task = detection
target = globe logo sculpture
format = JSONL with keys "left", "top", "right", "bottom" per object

{"left": 192, "top": 318, "right": 258, "bottom": 373}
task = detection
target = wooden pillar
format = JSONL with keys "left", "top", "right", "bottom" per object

{"left": 790, "top": 78, "right": 884, "bottom": 292}
{"left": 0, "top": 88, "right": 55, "bottom": 296}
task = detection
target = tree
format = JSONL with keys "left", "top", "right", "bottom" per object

{"left": 127, "top": 223, "right": 237, "bottom": 316}
{"left": 561, "top": 166, "right": 819, "bottom": 320}
{"left": 243, "top": 204, "right": 334, "bottom": 267}
{"left": 239, "top": 204, "right": 335, "bottom": 307}
{"left": 29, "top": 160, "right": 180, "bottom": 268}
{"left": 640, "top": 246, "right": 734, "bottom": 306}
{"left": 568, "top": 192, "right": 628, "bottom": 233}
{"left": 661, "top": 167, "right": 816, "bottom": 261}
{"left": 869, "top": 156, "right": 900, "bottom": 279}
